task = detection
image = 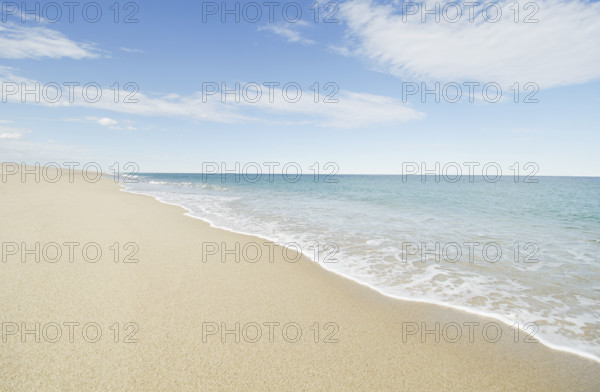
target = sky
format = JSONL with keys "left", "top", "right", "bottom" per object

{"left": 0, "top": 0, "right": 599, "bottom": 175}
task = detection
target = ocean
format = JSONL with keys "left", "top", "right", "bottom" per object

{"left": 120, "top": 173, "right": 600, "bottom": 361}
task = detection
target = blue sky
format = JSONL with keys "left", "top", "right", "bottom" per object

{"left": 0, "top": 0, "right": 599, "bottom": 175}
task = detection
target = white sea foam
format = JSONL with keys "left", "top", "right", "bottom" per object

{"left": 121, "top": 174, "right": 600, "bottom": 362}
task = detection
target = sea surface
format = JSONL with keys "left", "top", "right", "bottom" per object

{"left": 121, "top": 173, "right": 600, "bottom": 361}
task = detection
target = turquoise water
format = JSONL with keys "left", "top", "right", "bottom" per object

{"left": 122, "top": 174, "right": 600, "bottom": 361}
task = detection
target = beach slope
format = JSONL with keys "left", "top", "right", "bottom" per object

{"left": 0, "top": 166, "right": 598, "bottom": 391}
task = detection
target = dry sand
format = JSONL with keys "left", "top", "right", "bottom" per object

{"left": 0, "top": 165, "right": 598, "bottom": 391}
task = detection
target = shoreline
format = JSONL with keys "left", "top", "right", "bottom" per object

{"left": 2, "top": 169, "right": 599, "bottom": 390}
{"left": 119, "top": 184, "right": 600, "bottom": 365}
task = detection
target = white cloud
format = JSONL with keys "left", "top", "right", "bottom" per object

{"left": 68, "top": 116, "right": 139, "bottom": 131}
{"left": 339, "top": 0, "right": 600, "bottom": 89}
{"left": 0, "top": 68, "right": 424, "bottom": 128}
{"left": 0, "top": 132, "right": 21, "bottom": 139}
{"left": 0, "top": 125, "right": 31, "bottom": 140}
{"left": 0, "top": 23, "right": 99, "bottom": 59}
{"left": 97, "top": 117, "right": 118, "bottom": 127}
{"left": 120, "top": 47, "right": 143, "bottom": 53}
{"left": 76, "top": 85, "right": 423, "bottom": 128}
{"left": 244, "top": 88, "right": 424, "bottom": 127}
{"left": 87, "top": 117, "right": 137, "bottom": 130}
{"left": 329, "top": 45, "right": 352, "bottom": 57}
{"left": 258, "top": 21, "right": 316, "bottom": 45}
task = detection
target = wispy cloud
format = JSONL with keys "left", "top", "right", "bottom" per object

{"left": 0, "top": 68, "right": 424, "bottom": 128}
{"left": 0, "top": 23, "right": 99, "bottom": 59}
{"left": 0, "top": 125, "right": 31, "bottom": 140}
{"left": 258, "top": 21, "right": 316, "bottom": 45}
{"left": 85, "top": 117, "right": 137, "bottom": 130}
{"left": 97, "top": 117, "right": 118, "bottom": 127}
{"left": 120, "top": 47, "right": 144, "bottom": 53}
{"left": 0, "top": 132, "right": 22, "bottom": 139}
{"left": 338, "top": 0, "right": 600, "bottom": 89}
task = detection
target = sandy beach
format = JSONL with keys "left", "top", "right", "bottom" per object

{"left": 1, "top": 166, "right": 599, "bottom": 391}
